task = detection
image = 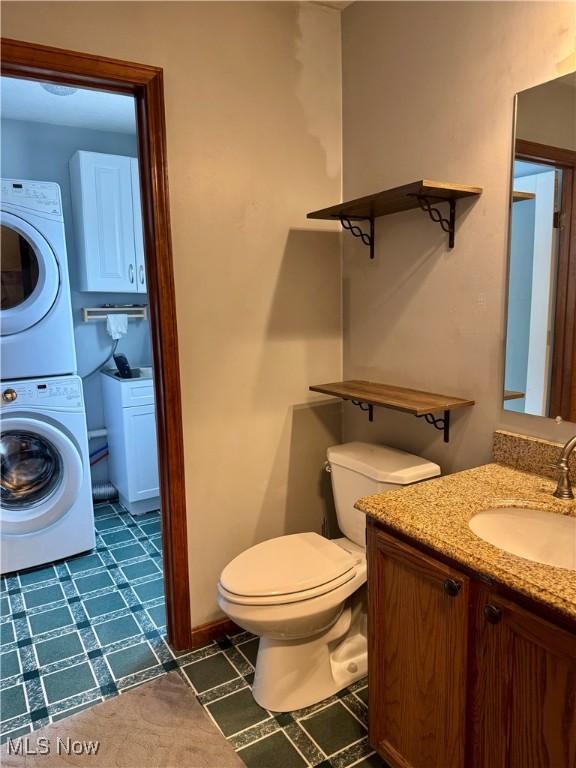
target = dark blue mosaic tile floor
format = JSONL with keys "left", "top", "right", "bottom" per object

{"left": 0, "top": 503, "right": 169, "bottom": 743}
{"left": 1, "top": 503, "right": 385, "bottom": 767}
{"left": 190, "top": 636, "right": 381, "bottom": 768}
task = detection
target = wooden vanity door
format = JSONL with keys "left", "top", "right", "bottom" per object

{"left": 368, "top": 527, "right": 470, "bottom": 768}
{"left": 469, "top": 586, "right": 576, "bottom": 768}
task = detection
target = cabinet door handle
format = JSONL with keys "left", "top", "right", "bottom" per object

{"left": 443, "top": 578, "right": 462, "bottom": 597}
{"left": 484, "top": 604, "right": 502, "bottom": 624}
{"left": 139, "top": 265, "right": 145, "bottom": 285}
{"left": 128, "top": 264, "right": 135, "bottom": 284}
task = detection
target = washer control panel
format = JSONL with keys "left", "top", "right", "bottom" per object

{"left": 1, "top": 376, "right": 83, "bottom": 408}
{"left": 1, "top": 179, "right": 62, "bottom": 215}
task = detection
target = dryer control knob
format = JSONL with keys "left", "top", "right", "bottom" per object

{"left": 2, "top": 389, "right": 17, "bottom": 402}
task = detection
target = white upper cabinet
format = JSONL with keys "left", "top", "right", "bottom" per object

{"left": 70, "top": 151, "right": 146, "bottom": 293}
{"left": 130, "top": 158, "right": 147, "bottom": 293}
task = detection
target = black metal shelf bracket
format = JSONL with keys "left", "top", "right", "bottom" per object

{"left": 347, "top": 399, "right": 453, "bottom": 440}
{"left": 416, "top": 196, "right": 457, "bottom": 248}
{"left": 338, "top": 216, "right": 375, "bottom": 259}
{"left": 416, "top": 410, "right": 451, "bottom": 443}
{"left": 351, "top": 399, "right": 374, "bottom": 422}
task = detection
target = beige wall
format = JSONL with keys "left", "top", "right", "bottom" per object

{"left": 2, "top": 1, "right": 343, "bottom": 626}
{"left": 341, "top": 1, "right": 576, "bottom": 475}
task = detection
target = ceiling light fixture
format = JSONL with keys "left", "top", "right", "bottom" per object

{"left": 40, "top": 83, "right": 78, "bottom": 97}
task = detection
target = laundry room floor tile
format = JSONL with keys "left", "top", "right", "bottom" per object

{"left": 1, "top": 503, "right": 386, "bottom": 767}
{"left": 73, "top": 571, "right": 115, "bottom": 595}
{"left": 100, "top": 528, "right": 136, "bottom": 546}
{"left": 83, "top": 591, "right": 127, "bottom": 619}
{"left": 66, "top": 553, "right": 103, "bottom": 575}
{"left": 42, "top": 662, "right": 97, "bottom": 704}
{"left": 23, "top": 583, "right": 65, "bottom": 610}
{"left": 18, "top": 566, "right": 57, "bottom": 587}
{"left": 133, "top": 577, "right": 164, "bottom": 603}
{"left": 28, "top": 606, "right": 74, "bottom": 636}
{"left": 0, "top": 651, "right": 20, "bottom": 681}
{"left": 138, "top": 520, "right": 161, "bottom": 536}
{"left": 145, "top": 604, "right": 166, "bottom": 629}
{"left": 0, "top": 623, "right": 15, "bottom": 646}
{"left": 0, "top": 504, "right": 167, "bottom": 743}
{"left": 106, "top": 641, "right": 158, "bottom": 679}
{"left": 94, "top": 516, "right": 125, "bottom": 532}
{"left": 34, "top": 632, "right": 84, "bottom": 666}
{"left": 94, "top": 614, "right": 140, "bottom": 646}
{"left": 1, "top": 684, "right": 27, "bottom": 722}
{"left": 111, "top": 542, "right": 147, "bottom": 563}
{"left": 120, "top": 560, "right": 160, "bottom": 581}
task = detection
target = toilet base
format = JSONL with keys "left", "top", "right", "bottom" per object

{"left": 252, "top": 597, "right": 367, "bottom": 712}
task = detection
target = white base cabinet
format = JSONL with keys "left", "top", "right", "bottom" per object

{"left": 101, "top": 371, "right": 160, "bottom": 515}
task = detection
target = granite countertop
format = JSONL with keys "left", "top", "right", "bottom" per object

{"left": 356, "top": 462, "right": 576, "bottom": 621}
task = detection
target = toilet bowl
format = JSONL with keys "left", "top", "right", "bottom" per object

{"left": 217, "top": 442, "right": 440, "bottom": 712}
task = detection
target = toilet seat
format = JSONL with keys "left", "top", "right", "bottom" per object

{"left": 219, "top": 532, "right": 358, "bottom": 606}
{"left": 218, "top": 569, "right": 357, "bottom": 606}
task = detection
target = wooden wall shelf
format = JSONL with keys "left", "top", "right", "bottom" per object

{"left": 307, "top": 179, "right": 482, "bottom": 257}
{"left": 309, "top": 380, "right": 475, "bottom": 443}
{"left": 512, "top": 190, "right": 536, "bottom": 203}
{"left": 504, "top": 390, "right": 525, "bottom": 401}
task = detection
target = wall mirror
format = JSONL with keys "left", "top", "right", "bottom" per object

{"left": 503, "top": 72, "right": 576, "bottom": 420}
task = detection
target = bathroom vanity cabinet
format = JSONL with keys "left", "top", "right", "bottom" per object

{"left": 367, "top": 522, "right": 576, "bottom": 768}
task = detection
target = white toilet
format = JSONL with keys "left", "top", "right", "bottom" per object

{"left": 217, "top": 442, "right": 440, "bottom": 712}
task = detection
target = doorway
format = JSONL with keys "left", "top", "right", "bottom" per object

{"left": 1, "top": 38, "right": 191, "bottom": 737}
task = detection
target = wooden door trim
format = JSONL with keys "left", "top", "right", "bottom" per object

{"left": 516, "top": 138, "right": 576, "bottom": 168}
{"left": 515, "top": 138, "right": 576, "bottom": 420}
{"left": 1, "top": 37, "right": 192, "bottom": 650}
{"left": 553, "top": 167, "right": 576, "bottom": 419}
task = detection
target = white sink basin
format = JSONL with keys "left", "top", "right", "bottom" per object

{"left": 469, "top": 507, "right": 576, "bottom": 570}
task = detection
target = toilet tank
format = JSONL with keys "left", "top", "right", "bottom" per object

{"left": 327, "top": 442, "right": 441, "bottom": 547}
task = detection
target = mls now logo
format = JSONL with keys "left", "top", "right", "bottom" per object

{"left": 7, "top": 736, "right": 100, "bottom": 756}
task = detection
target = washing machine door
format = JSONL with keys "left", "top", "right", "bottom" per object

{"left": 0, "top": 210, "right": 60, "bottom": 336}
{"left": 0, "top": 417, "right": 83, "bottom": 534}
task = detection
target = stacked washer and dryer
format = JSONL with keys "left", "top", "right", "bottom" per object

{"left": 1, "top": 179, "right": 95, "bottom": 574}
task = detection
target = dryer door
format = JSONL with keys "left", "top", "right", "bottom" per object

{"left": 0, "top": 417, "right": 83, "bottom": 534}
{"left": 1, "top": 211, "right": 60, "bottom": 336}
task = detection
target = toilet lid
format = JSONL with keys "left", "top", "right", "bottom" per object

{"left": 220, "top": 532, "right": 356, "bottom": 598}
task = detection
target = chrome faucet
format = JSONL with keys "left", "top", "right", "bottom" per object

{"left": 553, "top": 434, "right": 576, "bottom": 500}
